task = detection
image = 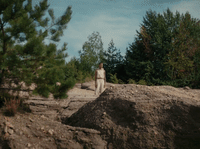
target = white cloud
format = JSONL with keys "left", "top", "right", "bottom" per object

{"left": 171, "top": 1, "right": 200, "bottom": 19}
{"left": 34, "top": 0, "right": 200, "bottom": 61}
{"left": 63, "top": 12, "right": 140, "bottom": 56}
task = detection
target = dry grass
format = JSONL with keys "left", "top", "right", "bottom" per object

{"left": 4, "top": 98, "right": 21, "bottom": 116}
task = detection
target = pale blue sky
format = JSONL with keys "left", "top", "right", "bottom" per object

{"left": 34, "top": 0, "right": 200, "bottom": 62}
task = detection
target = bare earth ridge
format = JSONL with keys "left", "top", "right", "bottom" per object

{"left": 65, "top": 83, "right": 200, "bottom": 149}
{"left": 0, "top": 81, "right": 200, "bottom": 149}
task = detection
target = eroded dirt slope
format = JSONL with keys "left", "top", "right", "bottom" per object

{"left": 64, "top": 84, "right": 200, "bottom": 149}
{"left": 1, "top": 82, "right": 200, "bottom": 149}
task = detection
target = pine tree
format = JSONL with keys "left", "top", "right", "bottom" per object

{"left": 65, "top": 57, "right": 86, "bottom": 83}
{"left": 0, "top": 0, "right": 74, "bottom": 99}
{"left": 103, "top": 39, "right": 123, "bottom": 82}
{"left": 125, "top": 8, "right": 182, "bottom": 84}
{"left": 125, "top": 41, "right": 148, "bottom": 83}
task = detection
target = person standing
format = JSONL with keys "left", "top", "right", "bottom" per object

{"left": 95, "top": 63, "right": 106, "bottom": 95}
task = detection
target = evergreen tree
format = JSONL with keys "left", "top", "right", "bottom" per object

{"left": 0, "top": 0, "right": 74, "bottom": 99}
{"left": 65, "top": 57, "right": 86, "bottom": 83}
{"left": 125, "top": 8, "right": 200, "bottom": 88}
{"left": 125, "top": 8, "right": 182, "bottom": 85}
{"left": 193, "top": 46, "right": 200, "bottom": 88}
{"left": 125, "top": 41, "right": 149, "bottom": 83}
{"left": 104, "top": 39, "right": 124, "bottom": 82}
{"left": 103, "top": 39, "right": 123, "bottom": 82}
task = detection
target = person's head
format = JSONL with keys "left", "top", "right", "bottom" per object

{"left": 99, "top": 63, "right": 103, "bottom": 69}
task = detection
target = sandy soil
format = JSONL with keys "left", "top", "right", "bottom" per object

{"left": 64, "top": 83, "right": 200, "bottom": 149}
{"left": 1, "top": 81, "right": 200, "bottom": 149}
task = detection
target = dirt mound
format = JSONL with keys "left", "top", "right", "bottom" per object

{"left": 64, "top": 84, "right": 200, "bottom": 149}
{"left": 0, "top": 111, "right": 107, "bottom": 149}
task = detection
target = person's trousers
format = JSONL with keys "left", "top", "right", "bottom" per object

{"left": 95, "top": 79, "right": 104, "bottom": 95}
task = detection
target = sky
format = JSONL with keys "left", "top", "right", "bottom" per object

{"left": 34, "top": 0, "right": 200, "bottom": 62}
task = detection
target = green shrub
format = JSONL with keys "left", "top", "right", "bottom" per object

{"left": 110, "top": 73, "right": 118, "bottom": 84}
{"left": 128, "top": 79, "right": 136, "bottom": 84}
{"left": 76, "top": 70, "right": 84, "bottom": 83}
{"left": 118, "top": 79, "right": 124, "bottom": 84}
{"left": 53, "top": 77, "right": 76, "bottom": 99}
{"left": 138, "top": 80, "right": 147, "bottom": 85}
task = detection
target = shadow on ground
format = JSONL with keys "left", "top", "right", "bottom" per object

{"left": 63, "top": 86, "right": 200, "bottom": 149}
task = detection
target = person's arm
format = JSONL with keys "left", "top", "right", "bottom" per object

{"left": 95, "top": 70, "right": 97, "bottom": 88}
{"left": 104, "top": 70, "right": 106, "bottom": 88}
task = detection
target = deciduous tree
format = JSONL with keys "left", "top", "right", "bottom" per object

{"left": 79, "top": 31, "right": 104, "bottom": 75}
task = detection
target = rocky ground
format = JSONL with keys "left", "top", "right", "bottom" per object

{"left": 65, "top": 84, "right": 200, "bottom": 149}
{"left": 0, "top": 81, "right": 110, "bottom": 149}
{"left": 0, "top": 81, "right": 200, "bottom": 149}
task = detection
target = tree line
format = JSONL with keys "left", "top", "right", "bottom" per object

{"left": 0, "top": 0, "right": 200, "bottom": 103}
{"left": 69, "top": 8, "right": 200, "bottom": 89}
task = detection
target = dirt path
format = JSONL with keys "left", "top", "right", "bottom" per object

{"left": 58, "top": 81, "right": 99, "bottom": 119}
{"left": 23, "top": 81, "right": 111, "bottom": 121}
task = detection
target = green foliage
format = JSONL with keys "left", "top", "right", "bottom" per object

{"left": 53, "top": 77, "right": 75, "bottom": 99}
{"left": 79, "top": 31, "right": 104, "bottom": 75}
{"left": 192, "top": 49, "right": 200, "bottom": 88}
{"left": 103, "top": 39, "right": 123, "bottom": 82}
{"left": 124, "top": 8, "right": 200, "bottom": 89}
{"left": 114, "top": 62, "right": 127, "bottom": 83}
{"left": 0, "top": 0, "right": 74, "bottom": 100}
{"left": 138, "top": 80, "right": 147, "bottom": 85}
{"left": 110, "top": 73, "right": 118, "bottom": 84}
{"left": 76, "top": 71, "right": 85, "bottom": 83}
{"left": 125, "top": 42, "right": 147, "bottom": 82}
{"left": 118, "top": 79, "right": 124, "bottom": 84}
{"left": 128, "top": 79, "right": 136, "bottom": 84}
{"left": 164, "top": 13, "right": 198, "bottom": 80}
{"left": 66, "top": 57, "right": 93, "bottom": 83}
{"left": 125, "top": 8, "right": 183, "bottom": 83}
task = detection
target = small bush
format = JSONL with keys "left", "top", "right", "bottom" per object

{"left": 110, "top": 73, "right": 118, "bottom": 84}
{"left": 128, "top": 79, "right": 136, "bottom": 84}
{"left": 138, "top": 80, "right": 147, "bottom": 85}
{"left": 76, "top": 71, "right": 84, "bottom": 83}
{"left": 4, "top": 99, "right": 20, "bottom": 116}
{"left": 118, "top": 79, "right": 124, "bottom": 84}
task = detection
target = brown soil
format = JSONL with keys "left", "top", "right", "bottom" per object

{"left": 0, "top": 81, "right": 106, "bottom": 149}
{"left": 64, "top": 84, "right": 200, "bottom": 149}
{"left": 1, "top": 82, "right": 200, "bottom": 149}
